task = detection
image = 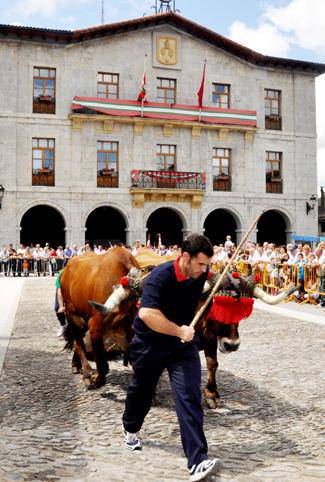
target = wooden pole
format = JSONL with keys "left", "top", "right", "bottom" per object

{"left": 189, "top": 210, "right": 265, "bottom": 328}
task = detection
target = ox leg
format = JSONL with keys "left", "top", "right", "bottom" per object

{"left": 204, "top": 343, "right": 220, "bottom": 409}
{"left": 88, "top": 317, "right": 108, "bottom": 389}
{"left": 70, "top": 315, "right": 95, "bottom": 386}
{"left": 71, "top": 351, "right": 82, "bottom": 374}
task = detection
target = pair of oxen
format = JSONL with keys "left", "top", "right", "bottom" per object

{"left": 60, "top": 247, "right": 294, "bottom": 408}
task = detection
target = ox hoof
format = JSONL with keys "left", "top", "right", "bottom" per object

{"left": 72, "top": 365, "right": 81, "bottom": 375}
{"left": 205, "top": 394, "right": 221, "bottom": 409}
{"left": 82, "top": 373, "right": 106, "bottom": 390}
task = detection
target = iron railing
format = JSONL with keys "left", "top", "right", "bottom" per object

{"left": 131, "top": 170, "right": 206, "bottom": 190}
{"left": 213, "top": 177, "right": 231, "bottom": 191}
{"left": 265, "top": 115, "right": 282, "bottom": 130}
{"left": 32, "top": 170, "right": 55, "bottom": 186}
{"left": 97, "top": 170, "right": 119, "bottom": 188}
{"left": 33, "top": 96, "right": 56, "bottom": 114}
{"left": 266, "top": 180, "right": 283, "bottom": 193}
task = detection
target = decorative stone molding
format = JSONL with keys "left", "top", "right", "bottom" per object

{"left": 219, "top": 128, "right": 229, "bottom": 140}
{"left": 72, "top": 118, "right": 83, "bottom": 131}
{"left": 163, "top": 123, "right": 173, "bottom": 137}
{"left": 103, "top": 120, "right": 114, "bottom": 133}
{"left": 134, "top": 121, "right": 144, "bottom": 136}
{"left": 191, "top": 126, "right": 201, "bottom": 139}
{"left": 130, "top": 188, "right": 204, "bottom": 209}
{"left": 244, "top": 130, "right": 255, "bottom": 143}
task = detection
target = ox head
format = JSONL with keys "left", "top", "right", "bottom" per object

{"left": 217, "top": 321, "right": 240, "bottom": 354}
{"left": 205, "top": 272, "right": 297, "bottom": 354}
{"left": 89, "top": 267, "right": 141, "bottom": 316}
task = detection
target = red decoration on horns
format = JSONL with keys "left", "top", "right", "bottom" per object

{"left": 254, "top": 274, "right": 261, "bottom": 283}
{"left": 206, "top": 296, "right": 254, "bottom": 325}
{"left": 231, "top": 271, "right": 240, "bottom": 278}
{"left": 120, "top": 277, "right": 130, "bottom": 288}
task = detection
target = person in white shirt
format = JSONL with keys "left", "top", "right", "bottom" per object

{"left": 33, "top": 244, "right": 44, "bottom": 276}
{"left": 224, "top": 235, "right": 234, "bottom": 251}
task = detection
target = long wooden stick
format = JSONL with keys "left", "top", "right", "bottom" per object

{"left": 190, "top": 211, "right": 265, "bottom": 328}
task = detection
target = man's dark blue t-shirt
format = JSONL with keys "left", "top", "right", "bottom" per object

{"left": 134, "top": 258, "right": 208, "bottom": 343}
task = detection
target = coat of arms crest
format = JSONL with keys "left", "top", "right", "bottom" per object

{"left": 157, "top": 36, "right": 178, "bottom": 65}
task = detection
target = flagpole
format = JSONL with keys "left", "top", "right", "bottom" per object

{"left": 197, "top": 59, "right": 206, "bottom": 122}
{"left": 140, "top": 54, "right": 148, "bottom": 118}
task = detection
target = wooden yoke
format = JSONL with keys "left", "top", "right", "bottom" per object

{"left": 189, "top": 211, "right": 265, "bottom": 328}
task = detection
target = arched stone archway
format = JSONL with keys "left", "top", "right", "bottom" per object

{"left": 257, "top": 210, "right": 289, "bottom": 245}
{"left": 20, "top": 205, "right": 65, "bottom": 247}
{"left": 85, "top": 206, "right": 127, "bottom": 247}
{"left": 146, "top": 207, "right": 184, "bottom": 247}
{"left": 203, "top": 209, "right": 238, "bottom": 246}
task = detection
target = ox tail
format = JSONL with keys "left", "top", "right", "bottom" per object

{"left": 253, "top": 285, "right": 297, "bottom": 305}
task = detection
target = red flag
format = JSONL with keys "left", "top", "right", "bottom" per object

{"left": 197, "top": 60, "right": 206, "bottom": 108}
{"left": 138, "top": 70, "right": 147, "bottom": 102}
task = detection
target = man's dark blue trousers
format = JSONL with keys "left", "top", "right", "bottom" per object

{"left": 122, "top": 335, "right": 208, "bottom": 468}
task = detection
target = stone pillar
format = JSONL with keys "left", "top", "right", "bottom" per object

{"left": 235, "top": 228, "right": 245, "bottom": 246}
{"left": 81, "top": 227, "right": 87, "bottom": 244}
{"left": 285, "top": 229, "right": 294, "bottom": 244}
{"left": 16, "top": 226, "right": 22, "bottom": 247}
{"left": 125, "top": 228, "right": 135, "bottom": 246}
{"left": 181, "top": 228, "right": 192, "bottom": 240}
{"left": 64, "top": 226, "right": 71, "bottom": 246}
{"left": 250, "top": 228, "right": 258, "bottom": 244}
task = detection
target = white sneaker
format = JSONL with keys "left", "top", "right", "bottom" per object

{"left": 123, "top": 426, "right": 142, "bottom": 451}
{"left": 56, "top": 322, "right": 68, "bottom": 338}
{"left": 189, "top": 458, "right": 222, "bottom": 481}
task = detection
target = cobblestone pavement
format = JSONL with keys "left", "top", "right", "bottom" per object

{"left": 0, "top": 278, "right": 324, "bottom": 482}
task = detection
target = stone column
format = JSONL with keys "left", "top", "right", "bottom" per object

{"left": 15, "top": 226, "right": 22, "bottom": 247}
{"left": 64, "top": 226, "right": 72, "bottom": 246}
{"left": 181, "top": 228, "right": 192, "bottom": 240}
{"left": 285, "top": 229, "right": 294, "bottom": 244}
{"left": 235, "top": 228, "right": 245, "bottom": 246}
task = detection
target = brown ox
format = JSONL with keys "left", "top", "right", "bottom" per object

{"left": 195, "top": 275, "right": 296, "bottom": 408}
{"left": 60, "top": 247, "right": 140, "bottom": 389}
{"left": 89, "top": 261, "right": 294, "bottom": 406}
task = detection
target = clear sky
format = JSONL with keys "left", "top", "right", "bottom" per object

{"left": 1, "top": 0, "right": 324, "bottom": 189}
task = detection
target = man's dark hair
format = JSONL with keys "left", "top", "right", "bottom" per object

{"left": 181, "top": 234, "right": 213, "bottom": 258}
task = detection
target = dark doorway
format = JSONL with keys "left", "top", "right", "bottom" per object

{"left": 20, "top": 205, "right": 65, "bottom": 247}
{"left": 146, "top": 208, "right": 183, "bottom": 247}
{"left": 86, "top": 206, "right": 126, "bottom": 247}
{"left": 257, "top": 210, "right": 287, "bottom": 245}
{"left": 204, "top": 209, "right": 237, "bottom": 246}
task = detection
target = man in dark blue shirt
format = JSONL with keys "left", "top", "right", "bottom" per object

{"left": 122, "top": 234, "right": 222, "bottom": 481}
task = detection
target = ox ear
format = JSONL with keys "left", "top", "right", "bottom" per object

{"left": 88, "top": 300, "right": 109, "bottom": 315}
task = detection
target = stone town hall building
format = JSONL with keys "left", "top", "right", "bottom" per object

{"left": 0, "top": 11, "right": 324, "bottom": 248}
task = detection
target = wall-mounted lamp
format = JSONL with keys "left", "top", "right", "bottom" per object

{"left": 0, "top": 184, "right": 5, "bottom": 209}
{"left": 306, "top": 194, "right": 317, "bottom": 215}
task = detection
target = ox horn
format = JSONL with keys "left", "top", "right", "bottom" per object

{"left": 253, "top": 285, "right": 297, "bottom": 305}
{"left": 89, "top": 284, "right": 130, "bottom": 315}
{"left": 88, "top": 300, "right": 110, "bottom": 315}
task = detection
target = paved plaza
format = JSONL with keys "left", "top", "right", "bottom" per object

{"left": 0, "top": 277, "right": 324, "bottom": 481}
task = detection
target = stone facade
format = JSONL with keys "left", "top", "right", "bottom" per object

{"left": 0, "top": 17, "right": 322, "bottom": 247}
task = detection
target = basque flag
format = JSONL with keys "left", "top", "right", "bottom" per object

{"left": 197, "top": 60, "right": 206, "bottom": 108}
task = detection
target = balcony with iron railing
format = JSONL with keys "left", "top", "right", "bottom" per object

{"left": 130, "top": 170, "right": 206, "bottom": 208}
{"left": 266, "top": 179, "right": 283, "bottom": 193}
{"left": 265, "top": 115, "right": 282, "bottom": 130}
{"left": 33, "top": 95, "right": 56, "bottom": 114}
{"left": 32, "top": 169, "right": 55, "bottom": 186}
{"left": 97, "top": 169, "right": 119, "bottom": 188}
{"left": 213, "top": 176, "right": 231, "bottom": 191}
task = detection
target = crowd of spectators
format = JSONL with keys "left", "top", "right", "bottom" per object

{"left": 1, "top": 236, "right": 325, "bottom": 306}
